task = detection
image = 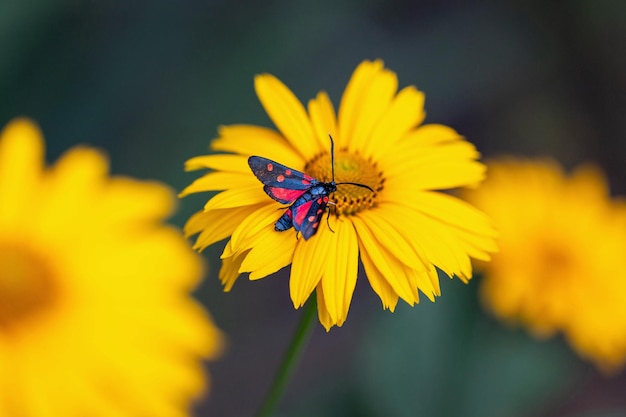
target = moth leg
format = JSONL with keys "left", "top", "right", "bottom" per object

{"left": 324, "top": 200, "right": 337, "bottom": 233}
{"left": 325, "top": 207, "right": 335, "bottom": 233}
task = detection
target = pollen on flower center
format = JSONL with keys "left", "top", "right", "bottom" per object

{"left": 305, "top": 148, "right": 384, "bottom": 215}
{"left": 0, "top": 243, "right": 58, "bottom": 331}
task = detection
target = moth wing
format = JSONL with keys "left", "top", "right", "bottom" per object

{"left": 248, "top": 156, "right": 318, "bottom": 204}
{"left": 292, "top": 195, "right": 328, "bottom": 240}
{"left": 263, "top": 185, "right": 307, "bottom": 205}
{"left": 248, "top": 156, "right": 316, "bottom": 189}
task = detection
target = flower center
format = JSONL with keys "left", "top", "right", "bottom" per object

{"left": 0, "top": 243, "right": 58, "bottom": 332}
{"left": 537, "top": 242, "right": 574, "bottom": 282}
{"left": 305, "top": 149, "right": 384, "bottom": 215}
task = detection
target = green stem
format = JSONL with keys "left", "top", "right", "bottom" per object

{"left": 256, "top": 296, "right": 318, "bottom": 417}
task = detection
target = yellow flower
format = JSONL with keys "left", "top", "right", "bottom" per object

{"left": 181, "top": 60, "right": 497, "bottom": 330}
{"left": 464, "top": 158, "right": 626, "bottom": 372}
{"left": 0, "top": 118, "right": 222, "bottom": 417}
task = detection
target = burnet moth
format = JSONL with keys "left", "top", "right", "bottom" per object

{"left": 248, "top": 135, "right": 374, "bottom": 240}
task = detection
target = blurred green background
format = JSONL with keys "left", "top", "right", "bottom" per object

{"left": 3, "top": 1, "right": 626, "bottom": 416}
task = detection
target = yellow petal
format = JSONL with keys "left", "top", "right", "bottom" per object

{"left": 358, "top": 244, "right": 399, "bottom": 311}
{"left": 184, "top": 154, "right": 250, "bottom": 173}
{"left": 427, "top": 263, "right": 441, "bottom": 297}
{"left": 203, "top": 184, "right": 269, "bottom": 210}
{"left": 13, "top": 361, "right": 67, "bottom": 417}
{"left": 351, "top": 215, "right": 417, "bottom": 305}
{"left": 320, "top": 218, "right": 359, "bottom": 327}
{"left": 404, "top": 123, "right": 462, "bottom": 147}
{"left": 453, "top": 230, "right": 497, "bottom": 262}
{"left": 356, "top": 208, "right": 428, "bottom": 271}
{"left": 362, "top": 86, "right": 425, "bottom": 158}
{"left": 228, "top": 203, "right": 284, "bottom": 254}
{"left": 383, "top": 127, "right": 478, "bottom": 167}
{"left": 316, "top": 286, "right": 334, "bottom": 332}
{"left": 0, "top": 118, "right": 44, "bottom": 229}
{"left": 400, "top": 265, "right": 421, "bottom": 303}
{"left": 337, "top": 60, "right": 382, "bottom": 147}
{"left": 383, "top": 189, "right": 498, "bottom": 259}
{"left": 184, "top": 209, "right": 218, "bottom": 237}
{"left": 212, "top": 124, "right": 304, "bottom": 169}
{"left": 254, "top": 74, "right": 318, "bottom": 160}
{"left": 63, "top": 377, "right": 130, "bottom": 417}
{"left": 338, "top": 61, "right": 399, "bottom": 154}
{"left": 179, "top": 172, "right": 257, "bottom": 196}
{"left": 34, "top": 147, "right": 113, "bottom": 236}
{"left": 240, "top": 226, "right": 297, "bottom": 280}
{"left": 380, "top": 203, "right": 473, "bottom": 280}
{"left": 219, "top": 249, "right": 249, "bottom": 291}
{"left": 383, "top": 144, "right": 486, "bottom": 191}
{"left": 569, "top": 164, "right": 609, "bottom": 199}
{"left": 101, "top": 179, "right": 175, "bottom": 224}
{"left": 404, "top": 191, "right": 496, "bottom": 235}
{"left": 308, "top": 91, "right": 338, "bottom": 152}
{"left": 402, "top": 191, "right": 498, "bottom": 260}
{"left": 290, "top": 226, "right": 333, "bottom": 308}
{"left": 186, "top": 205, "right": 264, "bottom": 251}
{"left": 355, "top": 209, "right": 438, "bottom": 300}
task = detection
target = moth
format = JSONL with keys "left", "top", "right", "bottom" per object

{"left": 248, "top": 136, "right": 373, "bottom": 239}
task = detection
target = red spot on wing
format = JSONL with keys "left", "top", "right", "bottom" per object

{"left": 267, "top": 187, "right": 306, "bottom": 203}
{"left": 267, "top": 163, "right": 273, "bottom": 171}
{"left": 308, "top": 215, "right": 316, "bottom": 222}
{"left": 285, "top": 169, "right": 292, "bottom": 176}
{"left": 301, "top": 179, "right": 310, "bottom": 186}
{"left": 294, "top": 201, "right": 314, "bottom": 226}
{"left": 277, "top": 175, "right": 285, "bottom": 182}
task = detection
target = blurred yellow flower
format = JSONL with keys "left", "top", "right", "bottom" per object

{"left": 0, "top": 119, "right": 222, "bottom": 416}
{"left": 181, "top": 60, "right": 497, "bottom": 330}
{"left": 465, "top": 158, "right": 626, "bottom": 372}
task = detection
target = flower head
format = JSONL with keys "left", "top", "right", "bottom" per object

{"left": 464, "top": 158, "right": 626, "bottom": 371}
{"left": 182, "top": 60, "right": 497, "bottom": 330}
{"left": 0, "top": 119, "right": 222, "bottom": 416}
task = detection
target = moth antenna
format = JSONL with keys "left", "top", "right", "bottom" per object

{"left": 336, "top": 182, "right": 375, "bottom": 193}
{"left": 328, "top": 133, "right": 336, "bottom": 183}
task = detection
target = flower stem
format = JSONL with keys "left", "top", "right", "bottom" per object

{"left": 256, "top": 296, "right": 317, "bottom": 417}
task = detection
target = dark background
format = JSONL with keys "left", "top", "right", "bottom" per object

{"left": 3, "top": 1, "right": 626, "bottom": 416}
